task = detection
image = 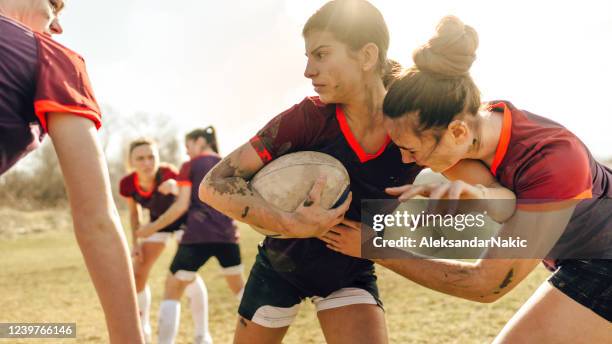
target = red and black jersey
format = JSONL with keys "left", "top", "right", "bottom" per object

{"left": 0, "top": 15, "right": 101, "bottom": 175}
{"left": 119, "top": 165, "right": 185, "bottom": 232}
{"left": 176, "top": 154, "right": 238, "bottom": 244}
{"left": 489, "top": 101, "right": 611, "bottom": 265}
{"left": 249, "top": 96, "right": 423, "bottom": 296}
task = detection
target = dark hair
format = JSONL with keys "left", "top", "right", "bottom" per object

{"left": 383, "top": 16, "right": 481, "bottom": 133}
{"left": 186, "top": 126, "right": 218, "bottom": 153}
{"left": 303, "top": 0, "right": 398, "bottom": 86}
{"left": 128, "top": 138, "right": 156, "bottom": 156}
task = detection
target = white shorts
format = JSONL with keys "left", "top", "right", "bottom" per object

{"left": 141, "top": 230, "right": 184, "bottom": 244}
{"left": 250, "top": 287, "right": 378, "bottom": 328}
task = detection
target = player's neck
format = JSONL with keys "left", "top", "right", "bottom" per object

{"left": 341, "top": 78, "right": 386, "bottom": 135}
{"left": 192, "top": 147, "right": 216, "bottom": 158}
{"left": 466, "top": 110, "right": 504, "bottom": 168}
{"left": 136, "top": 172, "right": 155, "bottom": 189}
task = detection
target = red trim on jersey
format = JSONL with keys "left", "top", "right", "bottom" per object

{"left": 177, "top": 180, "right": 193, "bottom": 186}
{"left": 489, "top": 102, "right": 512, "bottom": 176}
{"left": 34, "top": 99, "right": 102, "bottom": 132}
{"left": 572, "top": 188, "right": 593, "bottom": 200}
{"left": 336, "top": 105, "right": 390, "bottom": 163}
{"left": 134, "top": 173, "right": 154, "bottom": 198}
{"left": 517, "top": 197, "right": 586, "bottom": 212}
{"left": 250, "top": 136, "right": 273, "bottom": 163}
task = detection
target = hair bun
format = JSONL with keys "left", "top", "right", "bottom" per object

{"left": 412, "top": 16, "right": 479, "bottom": 77}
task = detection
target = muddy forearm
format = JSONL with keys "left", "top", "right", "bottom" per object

{"left": 374, "top": 258, "right": 511, "bottom": 303}
{"left": 201, "top": 175, "right": 294, "bottom": 234}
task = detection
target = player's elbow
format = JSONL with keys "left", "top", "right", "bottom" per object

{"left": 72, "top": 210, "right": 122, "bottom": 242}
{"left": 466, "top": 273, "right": 512, "bottom": 303}
{"left": 455, "top": 267, "right": 510, "bottom": 303}
{"left": 199, "top": 172, "right": 225, "bottom": 206}
{"left": 469, "top": 291, "right": 504, "bottom": 303}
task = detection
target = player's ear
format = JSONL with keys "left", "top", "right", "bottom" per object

{"left": 448, "top": 119, "right": 470, "bottom": 144}
{"left": 359, "top": 42, "right": 379, "bottom": 73}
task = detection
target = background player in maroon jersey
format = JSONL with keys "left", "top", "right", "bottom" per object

{"left": 120, "top": 138, "right": 207, "bottom": 343}
{"left": 327, "top": 16, "right": 611, "bottom": 343}
{"left": 199, "top": 1, "right": 515, "bottom": 343}
{"left": 0, "top": 0, "right": 143, "bottom": 342}
{"left": 137, "top": 127, "right": 245, "bottom": 344}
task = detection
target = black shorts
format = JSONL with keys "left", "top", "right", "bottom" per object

{"left": 169, "top": 242, "right": 242, "bottom": 274}
{"left": 548, "top": 259, "right": 612, "bottom": 321}
{"left": 238, "top": 244, "right": 382, "bottom": 328}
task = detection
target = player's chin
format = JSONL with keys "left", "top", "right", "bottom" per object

{"left": 316, "top": 92, "right": 335, "bottom": 104}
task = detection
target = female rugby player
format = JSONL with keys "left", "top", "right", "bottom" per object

{"left": 327, "top": 15, "right": 612, "bottom": 343}
{"left": 199, "top": 1, "right": 514, "bottom": 343}
{"left": 137, "top": 127, "right": 245, "bottom": 344}
{"left": 0, "top": 0, "right": 143, "bottom": 342}
{"left": 119, "top": 138, "right": 207, "bottom": 343}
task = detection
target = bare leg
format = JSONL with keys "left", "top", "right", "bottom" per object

{"left": 233, "top": 316, "right": 289, "bottom": 344}
{"left": 133, "top": 241, "right": 166, "bottom": 342}
{"left": 133, "top": 242, "right": 166, "bottom": 291}
{"left": 318, "top": 304, "right": 388, "bottom": 344}
{"left": 493, "top": 281, "right": 612, "bottom": 344}
{"left": 224, "top": 273, "right": 245, "bottom": 297}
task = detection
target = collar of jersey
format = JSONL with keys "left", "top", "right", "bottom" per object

{"left": 335, "top": 105, "right": 390, "bottom": 163}
{"left": 488, "top": 102, "right": 513, "bottom": 176}
{"left": 134, "top": 172, "right": 155, "bottom": 198}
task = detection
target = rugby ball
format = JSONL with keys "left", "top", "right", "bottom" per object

{"left": 249, "top": 151, "right": 350, "bottom": 238}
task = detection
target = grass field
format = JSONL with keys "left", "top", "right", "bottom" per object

{"left": 0, "top": 207, "right": 550, "bottom": 343}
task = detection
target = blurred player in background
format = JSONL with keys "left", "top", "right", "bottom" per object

{"left": 120, "top": 138, "right": 207, "bottom": 343}
{"left": 138, "top": 127, "right": 245, "bottom": 344}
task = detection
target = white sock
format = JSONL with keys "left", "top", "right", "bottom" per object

{"left": 158, "top": 300, "right": 181, "bottom": 344}
{"left": 185, "top": 275, "right": 212, "bottom": 344}
{"left": 137, "top": 285, "right": 152, "bottom": 340}
{"left": 236, "top": 287, "right": 244, "bottom": 302}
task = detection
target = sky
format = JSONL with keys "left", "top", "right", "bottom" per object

{"left": 55, "top": 0, "right": 612, "bottom": 159}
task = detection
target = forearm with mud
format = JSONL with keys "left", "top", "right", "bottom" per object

{"left": 201, "top": 175, "right": 295, "bottom": 235}
{"left": 374, "top": 257, "right": 516, "bottom": 303}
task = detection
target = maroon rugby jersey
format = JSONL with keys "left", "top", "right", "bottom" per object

{"left": 119, "top": 166, "right": 185, "bottom": 232}
{"left": 249, "top": 96, "right": 423, "bottom": 296}
{"left": 0, "top": 15, "right": 101, "bottom": 175}
{"left": 176, "top": 154, "right": 238, "bottom": 244}
{"left": 489, "top": 101, "right": 611, "bottom": 264}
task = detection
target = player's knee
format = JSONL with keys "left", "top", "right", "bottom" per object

{"left": 173, "top": 269, "right": 197, "bottom": 282}
{"left": 163, "top": 270, "right": 195, "bottom": 299}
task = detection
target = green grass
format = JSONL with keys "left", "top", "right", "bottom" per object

{"left": 0, "top": 209, "right": 550, "bottom": 343}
